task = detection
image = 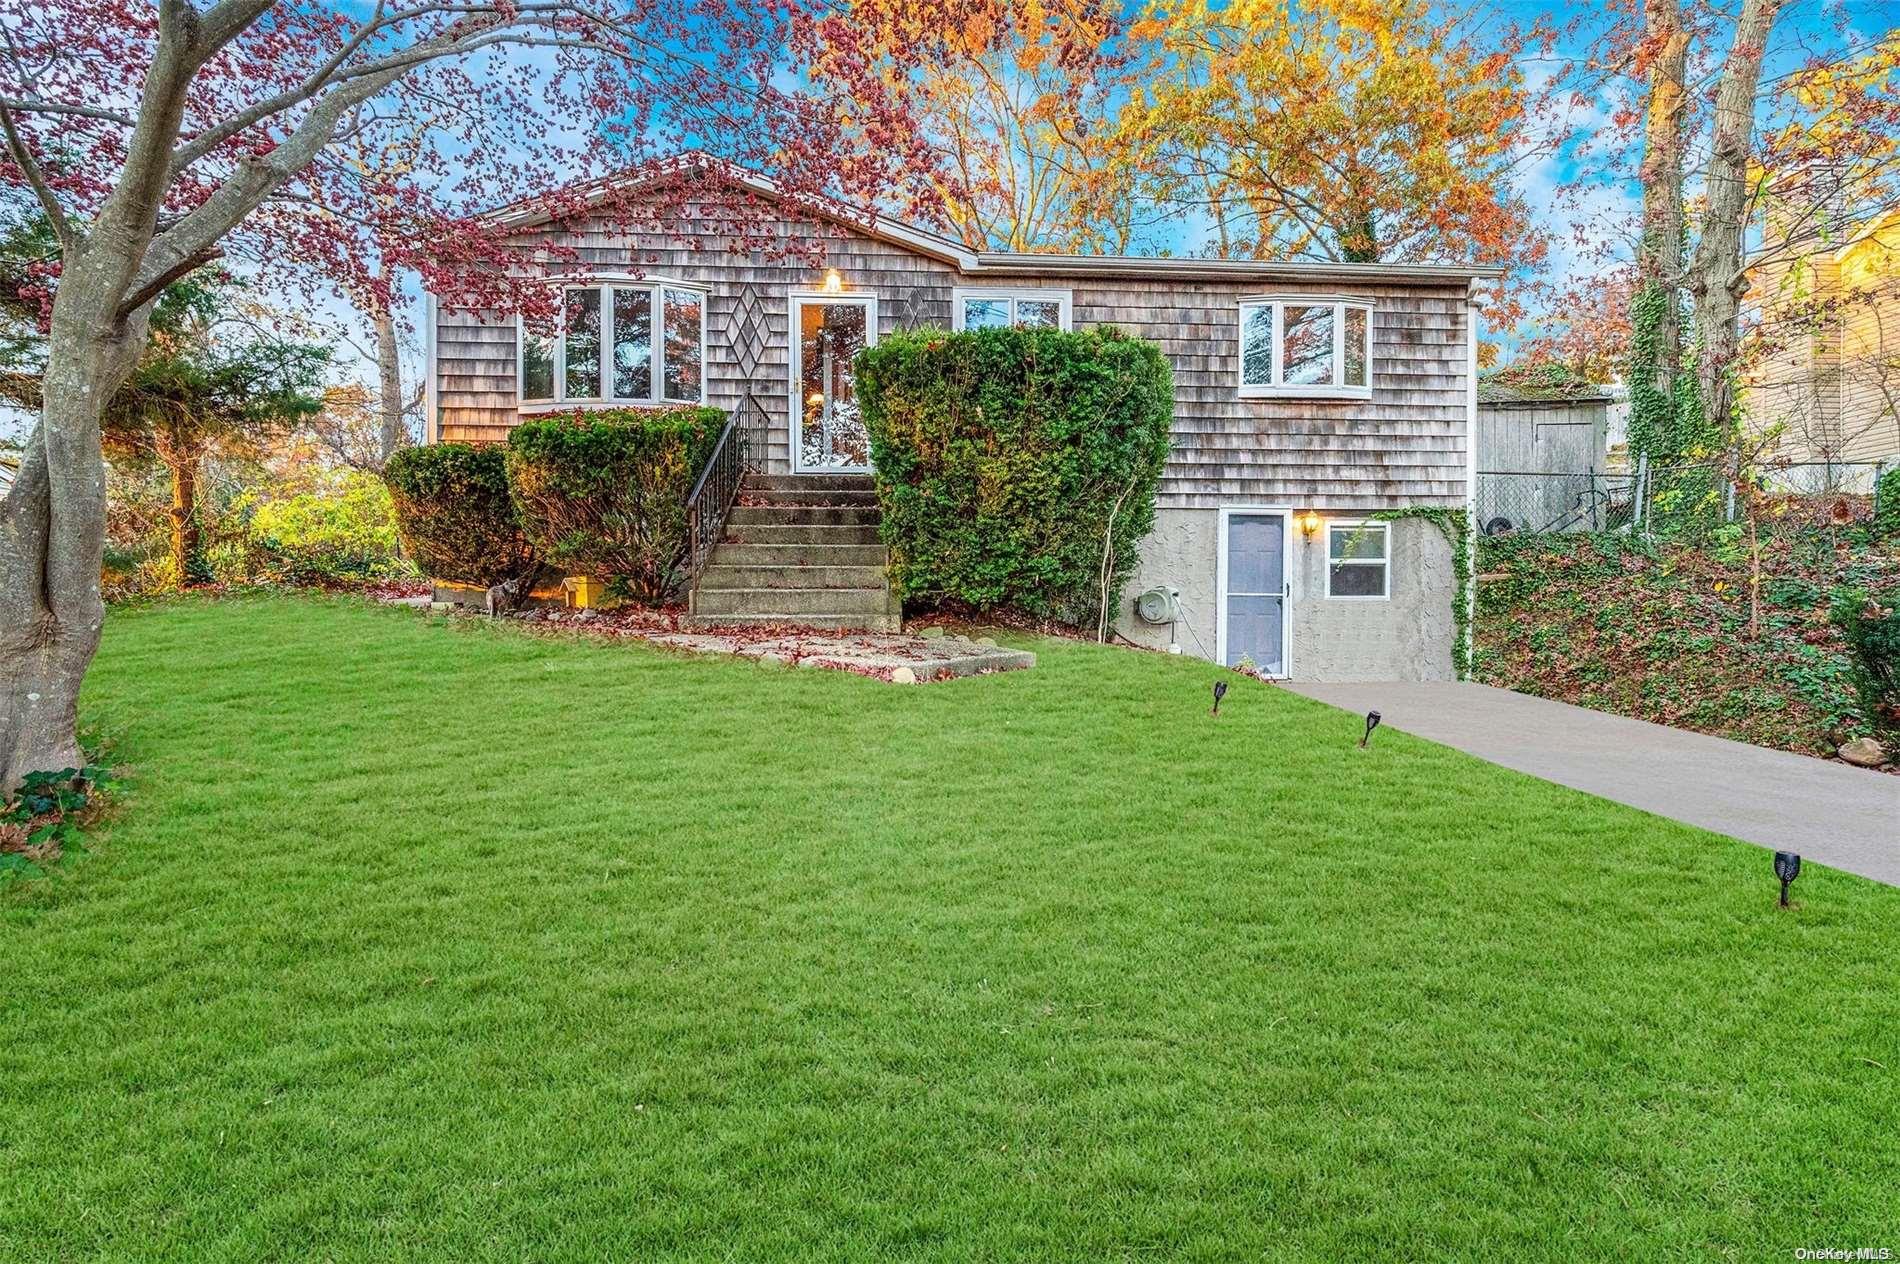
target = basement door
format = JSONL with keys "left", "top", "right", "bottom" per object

{"left": 1218, "top": 509, "right": 1291, "bottom": 678}
{"left": 790, "top": 292, "right": 878, "bottom": 473}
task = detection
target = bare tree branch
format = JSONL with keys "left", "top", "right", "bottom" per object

{"left": 0, "top": 101, "right": 74, "bottom": 247}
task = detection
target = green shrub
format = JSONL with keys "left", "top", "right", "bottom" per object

{"left": 1831, "top": 587, "right": 1900, "bottom": 735}
{"left": 504, "top": 406, "right": 725, "bottom": 600}
{"left": 856, "top": 326, "right": 1173, "bottom": 626}
{"left": 242, "top": 469, "right": 411, "bottom": 585}
{"left": 386, "top": 443, "right": 539, "bottom": 589}
{"left": 1875, "top": 465, "right": 1900, "bottom": 541}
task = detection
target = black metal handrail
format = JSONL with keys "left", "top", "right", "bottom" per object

{"left": 684, "top": 403, "right": 752, "bottom": 578}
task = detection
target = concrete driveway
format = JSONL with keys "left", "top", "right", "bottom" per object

{"left": 1283, "top": 681, "right": 1900, "bottom": 888}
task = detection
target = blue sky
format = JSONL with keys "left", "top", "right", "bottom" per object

{"left": 168, "top": 2, "right": 1900, "bottom": 408}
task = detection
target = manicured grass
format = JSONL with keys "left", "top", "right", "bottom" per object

{"left": 4, "top": 594, "right": 1896, "bottom": 1260}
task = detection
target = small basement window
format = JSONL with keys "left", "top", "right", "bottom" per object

{"left": 519, "top": 279, "right": 707, "bottom": 408}
{"left": 952, "top": 287, "right": 1072, "bottom": 331}
{"left": 1326, "top": 521, "right": 1389, "bottom": 599}
{"left": 1238, "top": 298, "right": 1372, "bottom": 398}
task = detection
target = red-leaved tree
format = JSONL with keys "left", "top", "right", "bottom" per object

{"left": 0, "top": 0, "right": 935, "bottom": 789}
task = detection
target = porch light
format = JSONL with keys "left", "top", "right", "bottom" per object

{"left": 821, "top": 268, "right": 844, "bottom": 294}
{"left": 1297, "top": 510, "right": 1322, "bottom": 537}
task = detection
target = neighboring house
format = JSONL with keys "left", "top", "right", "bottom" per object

{"left": 1748, "top": 208, "right": 1900, "bottom": 483}
{"left": 0, "top": 454, "right": 15, "bottom": 496}
{"left": 1475, "top": 380, "right": 1619, "bottom": 533}
{"left": 424, "top": 161, "right": 1493, "bottom": 682}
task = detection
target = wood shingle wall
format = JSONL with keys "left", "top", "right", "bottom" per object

{"left": 433, "top": 206, "right": 1475, "bottom": 511}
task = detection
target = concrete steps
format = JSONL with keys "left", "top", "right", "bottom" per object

{"left": 721, "top": 523, "right": 881, "bottom": 546}
{"left": 729, "top": 504, "right": 880, "bottom": 527}
{"left": 701, "top": 564, "right": 889, "bottom": 590}
{"left": 748, "top": 473, "right": 871, "bottom": 492}
{"left": 688, "top": 474, "right": 899, "bottom": 632}
{"left": 715, "top": 542, "right": 887, "bottom": 567}
{"left": 692, "top": 585, "right": 899, "bottom": 618}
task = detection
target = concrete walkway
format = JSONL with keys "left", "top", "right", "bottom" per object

{"left": 1282, "top": 680, "right": 1900, "bottom": 888}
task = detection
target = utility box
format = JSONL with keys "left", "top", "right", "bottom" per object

{"left": 1135, "top": 586, "right": 1182, "bottom": 624}
{"left": 566, "top": 576, "right": 608, "bottom": 609}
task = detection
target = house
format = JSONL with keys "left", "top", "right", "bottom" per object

{"left": 423, "top": 162, "right": 1494, "bottom": 681}
{"left": 1747, "top": 207, "right": 1900, "bottom": 487}
{"left": 1475, "top": 379, "right": 1621, "bottom": 534}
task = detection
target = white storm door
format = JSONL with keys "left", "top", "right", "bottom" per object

{"left": 789, "top": 293, "right": 878, "bottom": 473}
{"left": 1219, "top": 510, "right": 1291, "bottom": 677}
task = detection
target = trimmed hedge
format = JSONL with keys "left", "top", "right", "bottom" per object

{"left": 504, "top": 406, "right": 724, "bottom": 600}
{"left": 385, "top": 443, "right": 539, "bottom": 589}
{"left": 857, "top": 326, "right": 1173, "bottom": 626}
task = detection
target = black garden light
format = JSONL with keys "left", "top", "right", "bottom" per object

{"left": 1774, "top": 851, "right": 1802, "bottom": 908}
{"left": 1360, "top": 710, "right": 1382, "bottom": 749}
{"left": 1211, "top": 679, "right": 1228, "bottom": 716}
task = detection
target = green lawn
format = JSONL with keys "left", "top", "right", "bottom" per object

{"left": 4, "top": 594, "right": 1896, "bottom": 1260}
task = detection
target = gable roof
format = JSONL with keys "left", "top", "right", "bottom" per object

{"left": 481, "top": 154, "right": 1505, "bottom": 288}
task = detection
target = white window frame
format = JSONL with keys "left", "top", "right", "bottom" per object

{"left": 1236, "top": 296, "right": 1374, "bottom": 400}
{"left": 951, "top": 286, "right": 1073, "bottom": 331}
{"left": 1324, "top": 520, "right": 1390, "bottom": 601}
{"left": 516, "top": 275, "right": 710, "bottom": 411}
{"left": 1215, "top": 505, "right": 1295, "bottom": 678}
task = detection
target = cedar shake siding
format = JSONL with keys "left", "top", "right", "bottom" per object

{"left": 430, "top": 205, "right": 1483, "bottom": 513}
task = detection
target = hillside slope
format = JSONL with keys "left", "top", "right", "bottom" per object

{"left": 1475, "top": 513, "right": 1898, "bottom": 761}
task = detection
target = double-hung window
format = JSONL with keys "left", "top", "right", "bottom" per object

{"left": 1325, "top": 521, "right": 1389, "bottom": 599}
{"left": 519, "top": 279, "right": 707, "bottom": 407}
{"left": 952, "top": 287, "right": 1072, "bottom": 331}
{"left": 1237, "top": 297, "right": 1373, "bottom": 398}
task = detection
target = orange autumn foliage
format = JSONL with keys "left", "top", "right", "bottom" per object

{"left": 813, "top": 0, "right": 1143, "bottom": 253}
{"left": 1121, "top": 0, "right": 1551, "bottom": 323}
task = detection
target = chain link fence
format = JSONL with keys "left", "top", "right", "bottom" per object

{"left": 1476, "top": 469, "right": 1636, "bottom": 536}
{"left": 1478, "top": 458, "right": 1892, "bottom": 538}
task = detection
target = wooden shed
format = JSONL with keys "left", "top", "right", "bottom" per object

{"left": 1475, "top": 381, "right": 1619, "bottom": 533}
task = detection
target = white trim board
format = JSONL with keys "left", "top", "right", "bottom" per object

{"left": 422, "top": 291, "right": 438, "bottom": 445}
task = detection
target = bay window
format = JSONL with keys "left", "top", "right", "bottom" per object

{"left": 519, "top": 279, "right": 707, "bottom": 407}
{"left": 1237, "top": 298, "right": 1373, "bottom": 398}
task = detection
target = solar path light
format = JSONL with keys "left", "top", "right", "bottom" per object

{"left": 1774, "top": 851, "right": 1802, "bottom": 907}
{"left": 1360, "top": 710, "right": 1382, "bottom": 749}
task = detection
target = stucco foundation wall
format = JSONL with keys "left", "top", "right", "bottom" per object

{"left": 1116, "top": 508, "right": 1458, "bottom": 682}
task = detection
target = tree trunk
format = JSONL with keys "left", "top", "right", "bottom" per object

{"left": 0, "top": 257, "right": 150, "bottom": 791}
{"left": 0, "top": 440, "right": 89, "bottom": 785}
{"left": 1688, "top": 0, "right": 1783, "bottom": 436}
{"left": 166, "top": 450, "right": 200, "bottom": 585}
{"left": 1638, "top": 0, "right": 1689, "bottom": 381}
{"left": 372, "top": 270, "right": 405, "bottom": 465}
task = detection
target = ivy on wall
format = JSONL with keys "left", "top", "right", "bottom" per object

{"left": 1370, "top": 506, "right": 1472, "bottom": 679}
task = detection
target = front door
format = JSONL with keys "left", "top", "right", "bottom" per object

{"left": 791, "top": 294, "right": 877, "bottom": 473}
{"left": 1219, "top": 510, "right": 1290, "bottom": 677}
